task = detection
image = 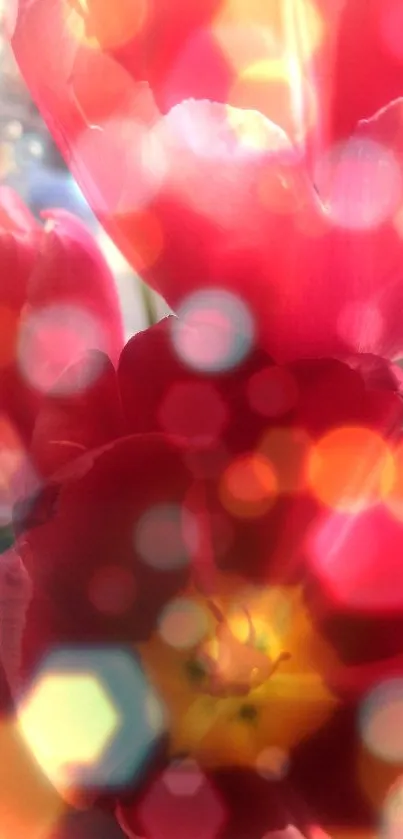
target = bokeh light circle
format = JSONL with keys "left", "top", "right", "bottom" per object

{"left": 162, "top": 759, "right": 205, "bottom": 796}
{"left": 135, "top": 504, "right": 199, "bottom": 570}
{"left": 88, "top": 565, "right": 136, "bottom": 616}
{"left": 18, "top": 647, "right": 167, "bottom": 793}
{"left": 17, "top": 304, "right": 106, "bottom": 394}
{"left": 172, "top": 290, "right": 254, "bottom": 373}
{"left": 138, "top": 763, "right": 226, "bottom": 839}
{"left": 214, "top": 0, "right": 324, "bottom": 65}
{"left": 229, "top": 60, "right": 315, "bottom": 142}
{"left": 158, "top": 598, "right": 209, "bottom": 650}
{"left": 65, "top": 0, "right": 147, "bottom": 50}
{"left": 360, "top": 680, "right": 403, "bottom": 764}
{"left": 382, "top": 776, "right": 403, "bottom": 839}
{"left": 220, "top": 452, "right": 277, "bottom": 518}
{"left": 307, "top": 426, "right": 394, "bottom": 512}
{"left": 309, "top": 505, "right": 403, "bottom": 611}
{"left": 247, "top": 366, "right": 298, "bottom": 418}
{"left": 255, "top": 747, "right": 290, "bottom": 780}
{"left": 315, "top": 138, "right": 402, "bottom": 230}
{"left": 18, "top": 671, "right": 119, "bottom": 792}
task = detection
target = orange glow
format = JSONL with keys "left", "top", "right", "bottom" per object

{"left": 216, "top": 0, "right": 323, "bottom": 143}
{"left": 0, "top": 719, "right": 62, "bottom": 839}
{"left": 115, "top": 210, "right": 164, "bottom": 272}
{"left": 385, "top": 441, "right": 403, "bottom": 520}
{"left": 214, "top": 0, "right": 323, "bottom": 66}
{"left": 137, "top": 583, "right": 338, "bottom": 768}
{"left": 257, "top": 164, "right": 306, "bottom": 214}
{"left": 220, "top": 453, "right": 277, "bottom": 518}
{"left": 65, "top": 0, "right": 147, "bottom": 50}
{"left": 357, "top": 743, "right": 403, "bottom": 812}
{"left": 67, "top": 53, "right": 144, "bottom": 128}
{"left": 307, "top": 427, "right": 395, "bottom": 512}
{"left": 229, "top": 59, "right": 315, "bottom": 141}
{"left": 0, "top": 414, "right": 24, "bottom": 495}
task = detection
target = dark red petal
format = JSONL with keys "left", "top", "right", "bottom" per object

{"left": 31, "top": 351, "right": 126, "bottom": 478}
{"left": 118, "top": 765, "right": 314, "bottom": 839}
{"left": 19, "top": 434, "right": 196, "bottom": 683}
{"left": 118, "top": 317, "right": 270, "bottom": 452}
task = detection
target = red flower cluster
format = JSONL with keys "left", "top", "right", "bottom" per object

{"left": 2, "top": 1, "right": 403, "bottom": 839}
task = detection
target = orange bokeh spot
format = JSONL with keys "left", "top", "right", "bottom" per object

{"left": 0, "top": 415, "right": 23, "bottom": 494}
{"left": 385, "top": 441, "right": 403, "bottom": 520}
{"left": 112, "top": 210, "right": 164, "bottom": 273}
{"left": 0, "top": 719, "right": 62, "bottom": 839}
{"left": 65, "top": 0, "right": 147, "bottom": 50}
{"left": 68, "top": 52, "right": 154, "bottom": 129}
{"left": 215, "top": 0, "right": 323, "bottom": 66}
{"left": 307, "top": 427, "right": 395, "bottom": 512}
{"left": 220, "top": 453, "right": 277, "bottom": 518}
{"left": 229, "top": 59, "right": 315, "bottom": 141}
{"left": 357, "top": 742, "right": 403, "bottom": 813}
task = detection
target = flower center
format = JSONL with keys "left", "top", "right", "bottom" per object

{"left": 189, "top": 600, "right": 290, "bottom": 699}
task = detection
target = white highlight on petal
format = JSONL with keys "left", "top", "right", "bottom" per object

{"left": 161, "top": 99, "right": 294, "bottom": 160}
{"left": 17, "top": 303, "right": 107, "bottom": 395}
{"left": 315, "top": 137, "right": 402, "bottom": 230}
{"left": 172, "top": 289, "right": 254, "bottom": 374}
{"left": 360, "top": 679, "right": 403, "bottom": 764}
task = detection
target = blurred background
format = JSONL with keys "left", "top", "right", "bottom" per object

{"left": 0, "top": 15, "right": 170, "bottom": 339}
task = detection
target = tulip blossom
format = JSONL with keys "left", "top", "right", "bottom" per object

{"left": 0, "top": 187, "right": 123, "bottom": 438}
{"left": 5, "top": 0, "right": 403, "bottom": 837}
{"left": 1, "top": 315, "right": 401, "bottom": 839}
{"left": 0, "top": 187, "right": 124, "bottom": 528}
{"left": 8, "top": 0, "right": 403, "bottom": 362}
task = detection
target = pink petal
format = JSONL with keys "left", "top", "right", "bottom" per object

{"left": 114, "top": 98, "right": 403, "bottom": 362}
{"left": 29, "top": 210, "right": 124, "bottom": 364}
{"left": 12, "top": 0, "right": 403, "bottom": 361}
{"left": 1, "top": 195, "right": 124, "bottom": 443}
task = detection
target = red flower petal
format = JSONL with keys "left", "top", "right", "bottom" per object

{"left": 19, "top": 434, "right": 196, "bottom": 682}
{"left": 131, "top": 99, "right": 403, "bottom": 362}
{"left": 11, "top": 0, "right": 403, "bottom": 361}
{"left": 0, "top": 193, "right": 124, "bottom": 443}
{"left": 31, "top": 350, "right": 126, "bottom": 478}
{"left": 29, "top": 210, "right": 123, "bottom": 366}
{"left": 329, "top": 0, "right": 403, "bottom": 143}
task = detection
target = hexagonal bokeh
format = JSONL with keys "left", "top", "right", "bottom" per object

{"left": 18, "top": 646, "right": 167, "bottom": 794}
{"left": 138, "top": 759, "right": 227, "bottom": 839}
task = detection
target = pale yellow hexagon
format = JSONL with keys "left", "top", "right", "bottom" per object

{"left": 18, "top": 672, "right": 120, "bottom": 791}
